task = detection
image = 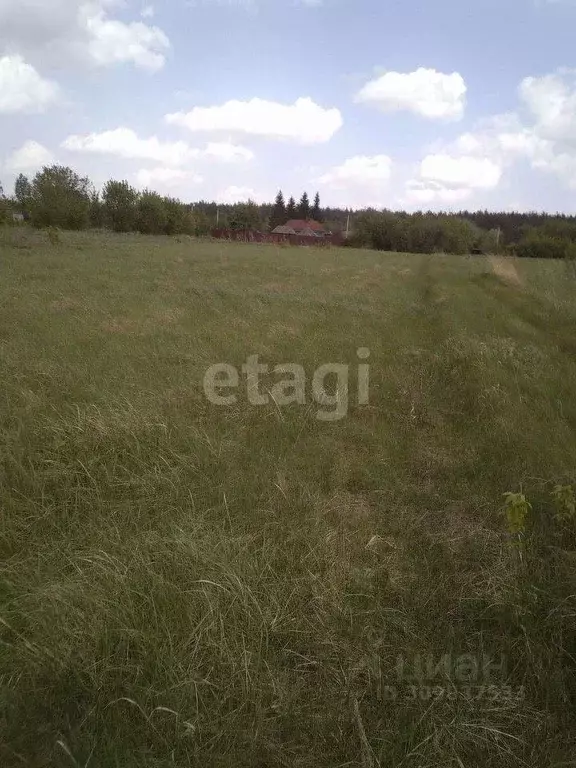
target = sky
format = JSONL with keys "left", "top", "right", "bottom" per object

{"left": 1, "top": 0, "right": 576, "bottom": 212}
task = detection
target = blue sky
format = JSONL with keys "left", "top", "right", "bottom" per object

{"left": 2, "top": 0, "right": 576, "bottom": 211}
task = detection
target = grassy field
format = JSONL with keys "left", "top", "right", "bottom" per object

{"left": 1, "top": 227, "right": 576, "bottom": 767}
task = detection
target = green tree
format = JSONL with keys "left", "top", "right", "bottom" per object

{"left": 269, "top": 190, "right": 286, "bottom": 230}
{"left": 163, "top": 197, "right": 190, "bottom": 235}
{"left": 229, "top": 201, "right": 261, "bottom": 231}
{"left": 286, "top": 196, "right": 297, "bottom": 220}
{"left": 102, "top": 180, "right": 139, "bottom": 232}
{"left": 137, "top": 190, "right": 168, "bottom": 235}
{"left": 298, "top": 191, "right": 310, "bottom": 220}
{"left": 0, "top": 179, "right": 7, "bottom": 224}
{"left": 311, "top": 192, "right": 322, "bottom": 222}
{"left": 14, "top": 174, "right": 32, "bottom": 215}
{"left": 437, "top": 216, "right": 478, "bottom": 255}
{"left": 89, "top": 189, "right": 104, "bottom": 228}
{"left": 184, "top": 207, "right": 212, "bottom": 236}
{"left": 29, "top": 165, "right": 92, "bottom": 230}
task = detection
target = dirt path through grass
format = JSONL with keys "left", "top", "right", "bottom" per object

{"left": 489, "top": 255, "right": 523, "bottom": 287}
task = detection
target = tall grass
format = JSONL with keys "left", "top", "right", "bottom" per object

{"left": 1, "top": 229, "right": 575, "bottom": 766}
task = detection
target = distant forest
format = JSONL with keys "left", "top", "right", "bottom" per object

{"left": 3, "top": 166, "right": 576, "bottom": 258}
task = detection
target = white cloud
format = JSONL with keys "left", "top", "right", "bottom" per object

{"left": 62, "top": 128, "right": 256, "bottom": 168}
{"left": 404, "top": 181, "right": 471, "bottom": 206}
{"left": 420, "top": 154, "right": 502, "bottom": 190}
{"left": 62, "top": 128, "right": 198, "bottom": 166}
{"left": 319, "top": 155, "right": 392, "bottom": 185}
{"left": 141, "top": 5, "right": 154, "bottom": 18}
{"left": 519, "top": 72, "right": 576, "bottom": 145}
{"left": 166, "top": 97, "right": 343, "bottom": 144}
{"left": 216, "top": 186, "right": 266, "bottom": 204}
{"left": 6, "top": 140, "right": 55, "bottom": 173}
{"left": 204, "top": 141, "right": 254, "bottom": 162}
{"left": 82, "top": 5, "right": 169, "bottom": 71}
{"left": 439, "top": 72, "right": 576, "bottom": 190}
{"left": 356, "top": 68, "right": 466, "bottom": 120}
{"left": 0, "top": 55, "right": 59, "bottom": 113}
{"left": 404, "top": 154, "right": 502, "bottom": 207}
{"left": 135, "top": 167, "right": 203, "bottom": 189}
{"left": 0, "top": 1, "right": 169, "bottom": 71}
{"left": 317, "top": 155, "right": 393, "bottom": 208}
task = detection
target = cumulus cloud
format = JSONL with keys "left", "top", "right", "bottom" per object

{"left": 405, "top": 154, "right": 502, "bottom": 206}
{"left": 216, "top": 186, "right": 266, "bottom": 204}
{"left": 204, "top": 142, "right": 254, "bottom": 162}
{"left": 404, "top": 182, "right": 471, "bottom": 206}
{"left": 0, "top": 0, "right": 169, "bottom": 71}
{"left": 62, "top": 128, "right": 255, "bottom": 168}
{"left": 319, "top": 154, "right": 393, "bottom": 185}
{"left": 356, "top": 67, "right": 467, "bottom": 120}
{"left": 519, "top": 72, "right": 576, "bottom": 144}
{"left": 514, "top": 72, "right": 576, "bottom": 187}
{"left": 0, "top": 55, "right": 59, "bottom": 113}
{"left": 6, "top": 140, "right": 55, "bottom": 173}
{"left": 437, "top": 71, "right": 576, "bottom": 190}
{"left": 420, "top": 154, "right": 502, "bottom": 189}
{"left": 62, "top": 128, "right": 197, "bottom": 165}
{"left": 82, "top": 5, "right": 169, "bottom": 71}
{"left": 135, "top": 167, "right": 203, "bottom": 189}
{"left": 317, "top": 155, "right": 393, "bottom": 208}
{"left": 166, "top": 97, "right": 343, "bottom": 144}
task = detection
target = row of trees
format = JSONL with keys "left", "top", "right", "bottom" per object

{"left": 513, "top": 220, "right": 576, "bottom": 260}
{"left": 348, "top": 210, "right": 500, "bottom": 255}
{"left": 3, "top": 164, "right": 576, "bottom": 258}
{"left": 3, "top": 168, "right": 326, "bottom": 236}
{"left": 269, "top": 191, "right": 322, "bottom": 230}
{"left": 9, "top": 168, "right": 212, "bottom": 236}
{"left": 348, "top": 210, "right": 576, "bottom": 258}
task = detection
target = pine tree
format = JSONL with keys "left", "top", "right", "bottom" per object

{"left": 311, "top": 191, "right": 322, "bottom": 222}
{"left": 270, "top": 190, "right": 286, "bottom": 230}
{"left": 298, "top": 192, "right": 310, "bottom": 220}
{"left": 286, "top": 196, "right": 297, "bottom": 220}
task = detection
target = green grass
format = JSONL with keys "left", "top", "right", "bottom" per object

{"left": 1, "top": 228, "right": 576, "bottom": 767}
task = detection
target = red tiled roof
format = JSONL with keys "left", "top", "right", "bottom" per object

{"left": 285, "top": 219, "right": 325, "bottom": 232}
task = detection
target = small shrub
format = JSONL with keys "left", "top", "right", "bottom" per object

{"left": 47, "top": 226, "right": 61, "bottom": 246}
{"left": 552, "top": 484, "right": 576, "bottom": 523}
{"left": 503, "top": 492, "right": 532, "bottom": 553}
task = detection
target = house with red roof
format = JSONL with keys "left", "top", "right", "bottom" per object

{"left": 272, "top": 219, "right": 330, "bottom": 237}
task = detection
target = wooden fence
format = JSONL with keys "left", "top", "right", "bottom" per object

{"left": 211, "top": 229, "right": 344, "bottom": 247}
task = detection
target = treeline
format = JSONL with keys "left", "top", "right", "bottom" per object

{"left": 3, "top": 164, "right": 576, "bottom": 259}
{"left": 7, "top": 167, "right": 213, "bottom": 237}
{"left": 2, "top": 167, "right": 327, "bottom": 236}
{"left": 511, "top": 219, "right": 576, "bottom": 260}
{"left": 347, "top": 210, "right": 499, "bottom": 255}
{"left": 347, "top": 210, "right": 576, "bottom": 258}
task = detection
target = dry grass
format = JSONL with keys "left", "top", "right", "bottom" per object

{"left": 1, "top": 228, "right": 576, "bottom": 767}
{"left": 489, "top": 255, "right": 524, "bottom": 287}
